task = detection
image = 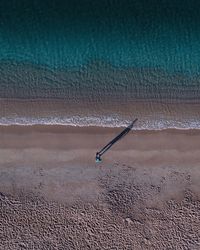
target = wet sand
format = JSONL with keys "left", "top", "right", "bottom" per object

{"left": 1, "top": 98, "right": 200, "bottom": 129}
{"left": 0, "top": 125, "right": 200, "bottom": 249}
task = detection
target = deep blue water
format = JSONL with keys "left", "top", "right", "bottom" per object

{"left": 0, "top": 0, "right": 200, "bottom": 72}
{"left": 0, "top": 0, "right": 200, "bottom": 128}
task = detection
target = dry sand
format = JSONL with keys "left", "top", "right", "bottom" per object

{"left": 0, "top": 125, "right": 200, "bottom": 249}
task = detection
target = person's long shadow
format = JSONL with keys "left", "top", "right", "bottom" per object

{"left": 96, "top": 118, "right": 138, "bottom": 162}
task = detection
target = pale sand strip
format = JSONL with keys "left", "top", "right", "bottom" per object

{"left": 0, "top": 125, "right": 200, "bottom": 204}
{"left": 1, "top": 126, "right": 200, "bottom": 249}
{"left": 0, "top": 125, "right": 199, "bottom": 166}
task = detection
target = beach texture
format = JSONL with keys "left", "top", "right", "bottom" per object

{"left": 0, "top": 126, "right": 200, "bottom": 249}
{"left": 1, "top": 0, "right": 200, "bottom": 249}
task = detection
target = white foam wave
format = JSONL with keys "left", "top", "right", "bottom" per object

{"left": 0, "top": 114, "right": 200, "bottom": 130}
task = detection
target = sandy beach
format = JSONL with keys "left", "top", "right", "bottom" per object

{"left": 0, "top": 125, "right": 200, "bottom": 249}
{"left": 1, "top": 0, "right": 200, "bottom": 249}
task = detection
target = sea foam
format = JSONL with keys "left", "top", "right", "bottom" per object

{"left": 0, "top": 114, "right": 200, "bottom": 130}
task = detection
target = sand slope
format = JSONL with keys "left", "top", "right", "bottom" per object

{"left": 0, "top": 126, "right": 200, "bottom": 249}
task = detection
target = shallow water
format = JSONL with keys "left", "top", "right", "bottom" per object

{"left": 0, "top": 0, "right": 200, "bottom": 129}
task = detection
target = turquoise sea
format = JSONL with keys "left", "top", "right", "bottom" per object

{"left": 0, "top": 0, "right": 200, "bottom": 129}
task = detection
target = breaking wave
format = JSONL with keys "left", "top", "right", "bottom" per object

{"left": 0, "top": 115, "right": 200, "bottom": 130}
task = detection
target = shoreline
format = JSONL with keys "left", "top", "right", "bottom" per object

{"left": 1, "top": 123, "right": 200, "bottom": 131}
{"left": 1, "top": 97, "right": 200, "bottom": 129}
